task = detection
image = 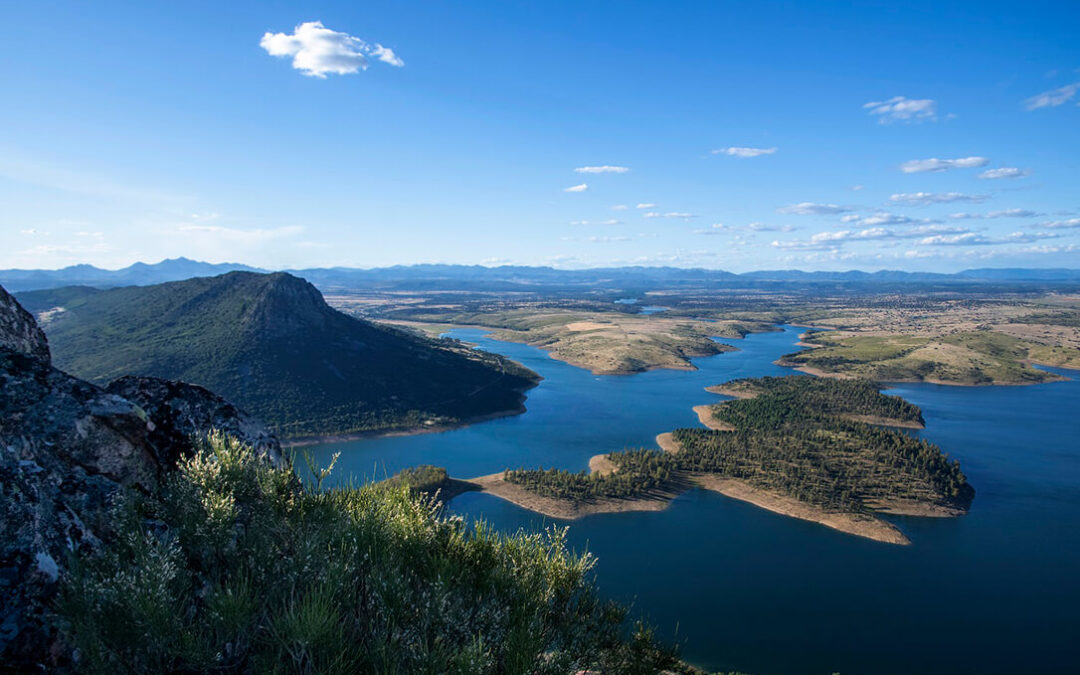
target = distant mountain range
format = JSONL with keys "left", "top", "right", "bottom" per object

{"left": 2, "top": 257, "right": 1079, "bottom": 293}
{"left": 18, "top": 271, "right": 539, "bottom": 438}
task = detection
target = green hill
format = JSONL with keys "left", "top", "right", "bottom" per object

{"left": 33, "top": 272, "right": 539, "bottom": 437}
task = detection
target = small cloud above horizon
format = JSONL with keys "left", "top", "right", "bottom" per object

{"left": 863, "top": 96, "right": 938, "bottom": 124}
{"left": 574, "top": 165, "right": 630, "bottom": 174}
{"left": 890, "top": 192, "right": 988, "bottom": 206}
{"left": 777, "top": 202, "right": 851, "bottom": 215}
{"left": 260, "top": 21, "right": 403, "bottom": 78}
{"left": 899, "top": 157, "right": 988, "bottom": 173}
{"left": 563, "top": 183, "right": 589, "bottom": 193}
{"left": 712, "top": 146, "right": 777, "bottom": 158}
{"left": 1023, "top": 82, "right": 1080, "bottom": 110}
{"left": 978, "top": 167, "right": 1030, "bottom": 180}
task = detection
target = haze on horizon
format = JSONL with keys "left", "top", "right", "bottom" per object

{"left": 1, "top": 1, "right": 1078, "bottom": 273}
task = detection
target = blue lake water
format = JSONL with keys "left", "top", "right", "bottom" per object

{"left": 309, "top": 326, "right": 1080, "bottom": 674}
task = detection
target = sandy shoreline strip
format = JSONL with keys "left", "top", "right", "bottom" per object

{"left": 461, "top": 431, "right": 913, "bottom": 545}
{"left": 692, "top": 404, "right": 736, "bottom": 431}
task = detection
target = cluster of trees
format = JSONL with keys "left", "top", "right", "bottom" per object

{"left": 504, "top": 449, "right": 676, "bottom": 502}
{"left": 385, "top": 464, "right": 450, "bottom": 494}
{"left": 715, "top": 376, "right": 924, "bottom": 429}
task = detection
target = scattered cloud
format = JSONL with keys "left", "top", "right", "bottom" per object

{"left": 610, "top": 204, "right": 629, "bottom": 211}
{"left": 852, "top": 185, "right": 864, "bottom": 191}
{"left": 588, "top": 235, "right": 631, "bottom": 243}
{"left": 563, "top": 183, "right": 589, "bottom": 193}
{"left": 569, "top": 219, "right": 622, "bottom": 226}
{"left": 841, "top": 212, "right": 935, "bottom": 227}
{"left": 949, "top": 209, "right": 1042, "bottom": 220}
{"left": 777, "top": 202, "right": 851, "bottom": 215}
{"left": 978, "top": 167, "right": 1030, "bottom": 180}
{"left": 695, "top": 222, "right": 795, "bottom": 236}
{"left": 18, "top": 229, "right": 38, "bottom": 235}
{"left": 1023, "top": 82, "right": 1080, "bottom": 110}
{"left": 890, "top": 192, "right": 989, "bottom": 206}
{"left": 574, "top": 166, "right": 629, "bottom": 174}
{"left": 635, "top": 203, "right": 656, "bottom": 209}
{"left": 644, "top": 211, "right": 696, "bottom": 219}
{"left": 711, "top": 146, "right": 777, "bottom": 158}
{"left": 260, "top": 21, "right": 403, "bottom": 78}
{"left": 863, "top": 96, "right": 938, "bottom": 123}
{"left": 919, "top": 231, "right": 1061, "bottom": 246}
{"left": 1039, "top": 217, "right": 1080, "bottom": 229}
{"left": 772, "top": 224, "right": 978, "bottom": 250}
{"left": 899, "top": 157, "right": 988, "bottom": 173}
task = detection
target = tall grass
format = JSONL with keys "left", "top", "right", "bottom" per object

{"left": 57, "top": 433, "right": 683, "bottom": 674}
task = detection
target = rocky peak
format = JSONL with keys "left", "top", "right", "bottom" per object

{"left": 0, "top": 284, "right": 49, "bottom": 361}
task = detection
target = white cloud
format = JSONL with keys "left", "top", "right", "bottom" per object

{"left": 1039, "top": 218, "right": 1080, "bottom": 229}
{"left": 574, "top": 165, "right": 630, "bottom": 174}
{"left": 852, "top": 185, "right": 864, "bottom": 191}
{"left": 563, "top": 183, "right": 589, "bottom": 193}
{"left": 890, "top": 192, "right": 989, "bottom": 206}
{"left": 1023, "top": 82, "right": 1080, "bottom": 110}
{"left": 588, "top": 235, "right": 631, "bottom": 243}
{"left": 18, "top": 229, "right": 38, "bottom": 235}
{"left": 610, "top": 204, "right": 629, "bottom": 211}
{"left": 643, "top": 212, "right": 696, "bottom": 219}
{"left": 772, "top": 224, "right": 976, "bottom": 250}
{"left": 776, "top": 202, "right": 851, "bottom": 215}
{"left": 569, "top": 219, "right": 622, "bottom": 226}
{"left": 978, "top": 167, "right": 1030, "bottom": 180}
{"left": 863, "top": 96, "right": 938, "bottom": 123}
{"left": 711, "top": 146, "right": 777, "bottom": 158}
{"left": 635, "top": 203, "right": 656, "bottom": 209}
{"left": 918, "top": 231, "right": 1060, "bottom": 246}
{"left": 260, "top": 21, "right": 403, "bottom": 78}
{"left": 899, "top": 157, "right": 988, "bottom": 173}
{"left": 949, "top": 209, "right": 1042, "bottom": 220}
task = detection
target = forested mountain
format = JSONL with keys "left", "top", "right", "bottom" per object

{"left": 30, "top": 271, "right": 539, "bottom": 437}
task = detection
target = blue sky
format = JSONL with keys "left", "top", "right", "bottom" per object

{"left": 1, "top": 0, "right": 1078, "bottom": 272}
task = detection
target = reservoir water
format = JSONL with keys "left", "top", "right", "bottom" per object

{"left": 309, "top": 326, "right": 1080, "bottom": 674}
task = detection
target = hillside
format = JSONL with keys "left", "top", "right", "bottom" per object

{"left": 31, "top": 272, "right": 540, "bottom": 437}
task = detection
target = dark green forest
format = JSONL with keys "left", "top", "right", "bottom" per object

{"left": 505, "top": 376, "right": 972, "bottom": 515}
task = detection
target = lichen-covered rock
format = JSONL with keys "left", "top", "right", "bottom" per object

{"left": 107, "top": 375, "right": 283, "bottom": 467}
{"left": 0, "top": 285, "right": 49, "bottom": 362}
{"left": 0, "top": 284, "right": 284, "bottom": 670}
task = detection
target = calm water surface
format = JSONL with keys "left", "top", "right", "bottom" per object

{"left": 310, "top": 326, "right": 1080, "bottom": 674}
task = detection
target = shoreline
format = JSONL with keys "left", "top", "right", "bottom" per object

{"left": 282, "top": 401, "right": 532, "bottom": 448}
{"left": 775, "top": 358, "right": 1061, "bottom": 387}
{"left": 459, "top": 431, "right": 915, "bottom": 545}
{"left": 692, "top": 404, "right": 736, "bottom": 431}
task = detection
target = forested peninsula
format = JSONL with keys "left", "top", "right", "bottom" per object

{"left": 451, "top": 376, "right": 974, "bottom": 545}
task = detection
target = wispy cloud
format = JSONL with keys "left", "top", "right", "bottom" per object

{"left": 177, "top": 224, "right": 304, "bottom": 244}
{"left": 773, "top": 224, "right": 975, "bottom": 250}
{"left": 644, "top": 212, "right": 696, "bottom": 219}
{"left": 1038, "top": 217, "right": 1080, "bottom": 229}
{"left": 777, "top": 202, "right": 851, "bottom": 215}
{"left": 588, "top": 235, "right": 631, "bottom": 243}
{"left": 841, "top": 212, "right": 936, "bottom": 227}
{"left": 863, "top": 96, "right": 938, "bottom": 123}
{"left": 949, "top": 209, "right": 1042, "bottom": 220}
{"left": 890, "top": 192, "right": 988, "bottom": 206}
{"left": 1023, "top": 82, "right": 1080, "bottom": 110}
{"left": 260, "top": 21, "right": 403, "bottom": 78}
{"left": 569, "top": 219, "right": 622, "bottom": 226}
{"left": 610, "top": 204, "right": 629, "bottom": 211}
{"left": 899, "top": 157, "right": 987, "bottom": 173}
{"left": 563, "top": 183, "right": 589, "bottom": 193}
{"left": 635, "top": 203, "right": 656, "bottom": 209}
{"left": 574, "top": 165, "right": 629, "bottom": 174}
{"left": 978, "top": 167, "right": 1030, "bottom": 180}
{"left": 919, "top": 231, "right": 1060, "bottom": 246}
{"left": 711, "top": 146, "right": 777, "bottom": 158}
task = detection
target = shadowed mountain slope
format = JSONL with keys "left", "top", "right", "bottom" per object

{"left": 34, "top": 271, "right": 539, "bottom": 437}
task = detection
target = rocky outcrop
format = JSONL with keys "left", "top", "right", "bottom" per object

{"left": 107, "top": 375, "right": 283, "bottom": 467}
{"left": 0, "top": 284, "right": 283, "bottom": 670}
{"left": 0, "top": 285, "right": 49, "bottom": 362}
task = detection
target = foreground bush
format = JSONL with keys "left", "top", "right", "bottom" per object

{"left": 56, "top": 434, "right": 681, "bottom": 674}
